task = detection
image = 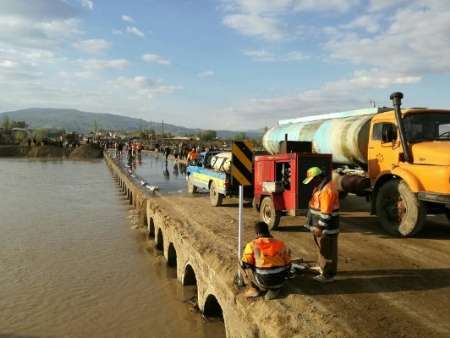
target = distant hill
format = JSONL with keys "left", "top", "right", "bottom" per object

{"left": 0, "top": 108, "right": 263, "bottom": 139}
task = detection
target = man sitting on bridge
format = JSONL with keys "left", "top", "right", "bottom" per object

{"left": 241, "top": 222, "right": 291, "bottom": 300}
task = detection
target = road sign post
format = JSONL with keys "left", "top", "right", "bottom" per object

{"left": 231, "top": 141, "right": 253, "bottom": 286}
{"left": 237, "top": 184, "right": 244, "bottom": 284}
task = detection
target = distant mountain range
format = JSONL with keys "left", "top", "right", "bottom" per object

{"left": 0, "top": 108, "right": 263, "bottom": 139}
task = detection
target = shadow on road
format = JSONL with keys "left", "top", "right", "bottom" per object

{"left": 0, "top": 335, "right": 42, "bottom": 338}
{"left": 276, "top": 214, "right": 450, "bottom": 239}
{"left": 341, "top": 215, "right": 450, "bottom": 239}
{"left": 220, "top": 202, "right": 253, "bottom": 208}
{"left": 285, "top": 268, "right": 450, "bottom": 296}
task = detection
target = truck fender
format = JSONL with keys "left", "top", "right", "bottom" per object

{"left": 391, "top": 167, "right": 422, "bottom": 193}
{"left": 371, "top": 169, "right": 421, "bottom": 214}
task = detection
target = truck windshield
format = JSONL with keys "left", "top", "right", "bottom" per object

{"left": 404, "top": 112, "right": 450, "bottom": 142}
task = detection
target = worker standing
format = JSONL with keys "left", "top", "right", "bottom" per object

{"left": 303, "top": 167, "right": 340, "bottom": 283}
{"left": 240, "top": 222, "right": 291, "bottom": 300}
{"left": 186, "top": 147, "right": 198, "bottom": 163}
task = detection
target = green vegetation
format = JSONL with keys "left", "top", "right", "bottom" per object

{"left": 199, "top": 130, "right": 217, "bottom": 141}
{"left": 233, "top": 132, "right": 246, "bottom": 141}
{"left": 1, "top": 116, "right": 28, "bottom": 130}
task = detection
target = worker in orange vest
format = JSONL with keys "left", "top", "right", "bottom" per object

{"left": 303, "top": 166, "right": 340, "bottom": 283}
{"left": 187, "top": 147, "right": 198, "bottom": 162}
{"left": 241, "top": 222, "right": 291, "bottom": 300}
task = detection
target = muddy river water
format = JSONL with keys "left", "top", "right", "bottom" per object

{"left": 0, "top": 159, "right": 225, "bottom": 338}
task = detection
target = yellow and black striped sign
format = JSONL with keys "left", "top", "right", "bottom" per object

{"left": 231, "top": 141, "right": 253, "bottom": 186}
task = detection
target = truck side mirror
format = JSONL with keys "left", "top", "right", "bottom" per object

{"left": 382, "top": 124, "right": 397, "bottom": 143}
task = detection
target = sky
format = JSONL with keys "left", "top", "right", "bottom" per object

{"left": 0, "top": 0, "right": 449, "bottom": 130}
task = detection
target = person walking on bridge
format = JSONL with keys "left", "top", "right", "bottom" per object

{"left": 303, "top": 167, "right": 340, "bottom": 283}
{"left": 240, "top": 222, "right": 291, "bottom": 300}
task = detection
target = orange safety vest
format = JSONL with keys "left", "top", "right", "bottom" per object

{"left": 309, "top": 180, "right": 340, "bottom": 234}
{"left": 189, "top": 151, "right": 198, "bottom": 161}
{"left": 242, "top": 237, "right": 290, "bottom": 271}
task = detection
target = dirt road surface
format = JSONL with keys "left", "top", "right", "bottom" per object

{"left": 154, "top": 191, "right": 450, "bottom": 338}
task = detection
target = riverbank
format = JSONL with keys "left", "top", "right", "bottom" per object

{"left": 0, "top": 144, "right": 103, "bottom": 159}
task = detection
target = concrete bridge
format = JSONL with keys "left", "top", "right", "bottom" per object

{"left": 104, "top": 154, "right": 315, "bottom": 338}
{"left": 105, "top": 152, "right": 450, "bottom": 338}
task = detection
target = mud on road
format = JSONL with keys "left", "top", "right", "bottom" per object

{"left": 154, "top": 192, "right": 450, "bottom": 338}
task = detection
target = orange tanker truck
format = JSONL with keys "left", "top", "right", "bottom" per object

{"left": 263, "top": 92, "right": 450, "bottom": 237}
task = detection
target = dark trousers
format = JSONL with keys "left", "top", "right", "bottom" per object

{"left": 314, "top": 234, "right": 338, "bottom": 278}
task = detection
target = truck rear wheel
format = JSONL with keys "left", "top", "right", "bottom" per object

{"left": 187, "top": 176, "right": 197, "bottom": 194}
{"left": 260, "top": 197, "right": 281, "bottom": 230}
{"left": 376, "top": 180, "right": 425, "bottom": 237}
{"left": 210, "top": 181, "right": 223, "bottom": 207}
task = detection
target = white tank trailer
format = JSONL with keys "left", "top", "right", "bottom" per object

{"left": 262, "top": 107, "right": 392, "bottom": 195}
{"left": 263, "top": 107, "right": 392, "bottom": 166}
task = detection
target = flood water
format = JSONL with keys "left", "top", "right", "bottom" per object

{"left": 0, "top": 159, "right": 225, "bottom": 338}
{"left": 118, "top": 151, "right": 188, "bottom": 194}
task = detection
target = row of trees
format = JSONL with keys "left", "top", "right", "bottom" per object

{"left": 1, "top": 116, "right": 28, "bottom": 130}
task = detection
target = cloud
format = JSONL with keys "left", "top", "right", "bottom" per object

{"left": 221, "top": 0, "right": 358, "bottom": 40}
{"left": 80, "top": 58, "right": 129, "bottom": 71}
{"left": 327, "top": 2, "right": 450, "bottom": 75}
{"left": 243, "top": 49, "right": 275, "bottom": 62}
{"left": 0, "top": 1, "right": 179, "bottom": 120}
{"left": 0, "top": 0, "right": 79, "bottom": 20}
{"left": 223, "top": 14, "right": 285, "bottom": 40}
{"left": 342, "top": 14, "right": 380, "bottom": 33}
{"left": 74, "top": 39, "right": 111, "bottom": 54}
{"left": 126, "top": 26, "right": 145, "bottom": 37}
{"left": 81, "top": 0, "right": 94, "bottom": 10}
{"left": 284, "top": 51, "right": 308, "bottom": 61}
{"left": 0, "top": 60, "right": 18, "bottom": 69}
{"left": 0, "top": 0, "right": 82, "bottom": 49}
{"left": 294, "top": 0, "right": 360, "bottom": 13}
{"left": 243, "top": 49, "right": 308, "bottom": 62}
{"left": 113, "top": 76, "right": 181, "bottom": 99}
{"left": 197, "top": 70, "right": 214, "bottom": 78}
{"left": 221, "top": 68, "right": 420, "bottom": 128}
{"left": 142, "top": 53, "right": 171, "bottom": 65}
{"left": 121, "top": 15, "right": 134, "bottom": 23}
{"left": 368, "top": 0, "right": 406, "bottom": 12}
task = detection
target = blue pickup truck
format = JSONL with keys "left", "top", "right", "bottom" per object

{"left": 186, "top": 151, "right": 232, "bottom": 206}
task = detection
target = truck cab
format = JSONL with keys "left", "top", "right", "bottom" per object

{"left": 186, "top": 151, "right": 230, "bottom": 206}
{"left": 368, "top": 108, "right": 450, "bottom": 235}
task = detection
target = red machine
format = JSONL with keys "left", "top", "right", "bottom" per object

{"left": 253, "top": 151, "right": 332, "bottom": 229}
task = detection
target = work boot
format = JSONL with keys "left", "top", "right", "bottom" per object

{"left": 309, "top": 266, "right": 323, "bottom": 274}
{"left": 264, "top": 289, "right": 280, "bottom": 300}
{"left": 244, "top": 287, "right": 260, "bottom": 299}
{"left": 313, "top": 274, "right": 335, "bottom": 283}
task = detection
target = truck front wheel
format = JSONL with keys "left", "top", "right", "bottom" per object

{"left": 376, "top": 180, "right": 425, "bottom": 237}
{"left": 210, "top": 181, "right": 223, "bottom": 207}
{"left": 260, "top": 197, "right": 281, "bottom": 230}
{"left": 187, "top": 176, "right": 197, "bottom": 194}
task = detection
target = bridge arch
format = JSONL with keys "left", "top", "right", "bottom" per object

{"left": 147, "top": 217, "right": 155, "bottom": 238}
{"left": 167, "top": 243, "right": 177, "bottom": 268}
{"left": 156, "top": 228, "right": 164, "bottom": 251}
{"left": 183, "top": 263, "right": 197, "bottom": 286}
{"left": 203, "top": 294, "right": 223, "bottom": 320}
